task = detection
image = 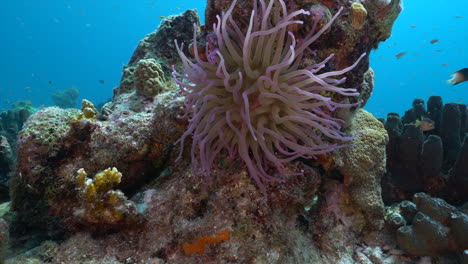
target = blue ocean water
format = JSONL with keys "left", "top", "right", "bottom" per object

{"left": 0, "top": 0, "right": 467, "bottom": 118}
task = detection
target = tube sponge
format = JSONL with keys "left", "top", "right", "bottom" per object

{"left": 173, "top": 0, "right": 365, "bottom": 195}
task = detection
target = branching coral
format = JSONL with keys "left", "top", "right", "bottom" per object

{"left": 173, "top": 0, "right": 365, "bottom": 195}
{"left": 75, "top": 167, "right": 141, "bottom": 225}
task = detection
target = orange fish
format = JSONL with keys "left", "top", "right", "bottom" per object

{"left": 430, "top": 39, "right": 439, "bottom": 44}
{"left": 395, "top": 52, "right": 407, "bottom": 59}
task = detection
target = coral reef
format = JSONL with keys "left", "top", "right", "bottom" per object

{"left": 0, "top": 101, "right": 36, "bottom": 145}
{"left": 52, "top": 87, "right": 80, "bottom": 109}
{"left": 205, "top": 0, "right": 402, "bottom": 107}
{"left": 7, "top": 0, "right": 403, "bottom": 263}
{"left": 386, "top": 193, "right": 468, "bottom": 259}
{"left": 382, "top": 96, "right": 468, "bottom": 204}
{"left": 116, "top": 10, "right": 199, "bottom": 95}
{"left": 175, "top": 0, "right": 366, "bottom": 196}
{"left": 11, "top": 95, "right": 180, "bottom": 234}
{"left": 0, "top": 137, "right": 12, "bottom": 203}
{"left": 0, "top": 101, "right": 36, "bottom": 203}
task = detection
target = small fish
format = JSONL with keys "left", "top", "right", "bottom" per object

{"left": 435, "top": 50, "right": 443, "bottom": 52}
{"left": 99, "top": 80, "right": 105, "bottom": 84}
{"left": 395, "top": 52, "right": 407, "bottom": 59}
{"left": 430, "top": 39, "right": 439, "bottom": 44}
{"left": 159, "top": 16, "right": 167, "bottom": 19}
{"left": 413, "top": 52, "right": 421, "bottom": 56}
{"left": 48, "top": 81, "right": 53, "bottom": 84}
{"left": 442, "top": 63, "right": 450, "bottom": 66}
{"left": 457, "top": 98, "right": 464, "bottom": 103}
{"left": 448, "top": 68, "right": 468, "bottom": 85}
{"left": 77, "top": 9, "right": 86, "bottom": 13}
{"left": 24, "top": 86, "right": 31, "bottom": 89}
{"left": 416, "top": 118, "right": 435, "bottom": 131}
{"left": 455, "top": 15, "right": 463, "bottom": 19}
{"left": 410, "top": 25, "right": 417, "bottom": 28}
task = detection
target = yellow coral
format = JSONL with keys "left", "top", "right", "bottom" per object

{"left": 85, "top": 182, "right": 97, "bottom": 201}
{"left": 77, "top": 167, "right": 122, "bottom": 199}
{"left": 73, "top": 167, "right": 140, "bottom": 225}
{"left": 76, "top": 168, "right": 87, "bottom": 187}
{"left": 75, "top": 99, "right": 98, "bottom": 120}
{"left": 351, "top": 2, "right": 367, "bottom": 30}
{"left": 94, "top": 167, "right": 122, "bottom": 191}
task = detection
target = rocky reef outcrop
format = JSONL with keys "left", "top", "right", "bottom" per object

{"left": 52, "top": 87, "right": 80, "bottom": 109}
{"left": 6, "top": 0, "right": 403, "bottom": 263}
{"left": 382, "top": 96, "right": 468, "bottom": 204}
{"left": 205, "top": 0, "right": 402, "bottom": 108}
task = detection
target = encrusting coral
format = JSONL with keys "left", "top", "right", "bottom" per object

{"left": 173, "top": 0, "right": 366, "bottom": 195}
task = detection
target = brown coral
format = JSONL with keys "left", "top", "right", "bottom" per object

{"left": 134, "top": 58, "right": 166, "bottom": 98}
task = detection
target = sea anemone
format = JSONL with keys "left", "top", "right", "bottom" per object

{"left": 173, "top": 0, "right": 366, "bottom": 195}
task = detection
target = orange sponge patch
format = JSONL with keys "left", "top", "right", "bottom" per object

{"left": 182, "top": 230, "right": 230, "bottom": 256}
